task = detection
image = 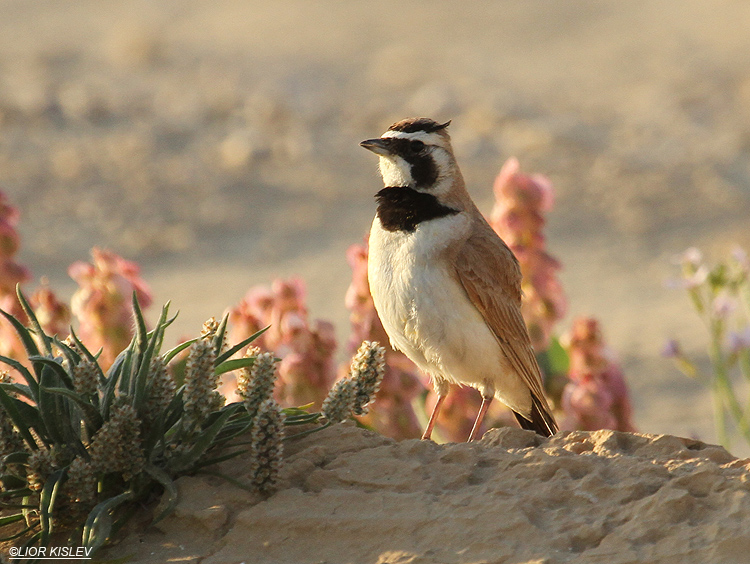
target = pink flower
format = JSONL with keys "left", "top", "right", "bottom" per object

{"left": 492, "top": 157, "right": 554, "bottom": 216}
{"left": 0, "top": 192, "right": 31, "bottom": 294}
{"left": 0, "top": 191, "right": 22, "bottom": 259}
{"left": 30, "top": 282, "right": 71, "bottom": 338}
{"left": 68, "top": 248, "right": 152, "bottom": 369}
{"left": 226, "top": 278, "right": 337, "bottom": 409}
{"left": 227, "top": 286, "right": 274, "bottom": 352}
{"left": 0, "top": 191, "right": 32, "bottom": 361}
{"left": 0, "top": 259, "right": 31, "bottom": 296}
{"left": 561, "top": 317, "right": 636, "bottom": 432}
{"left": 561, "top": 373, "right": 617, "bottom": 431}
{"left": 0, "top": 221, "right": 20, "bottom": 259}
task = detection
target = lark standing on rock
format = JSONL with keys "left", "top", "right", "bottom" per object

{"left": 360, "top": 117, "right": 558, "bottom": 441}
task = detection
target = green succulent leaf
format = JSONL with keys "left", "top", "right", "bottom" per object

{"left": 162, "top": 338, "right": 197, "bottom": 364}
{"left": 215, "top": 357, "right": 255, "bottom": 376}
{"left": 39, "top": 468, "right": 67, "bottom": 545}
{"left": 82, "top": 490, "right": 134, "bottom": 553}
{"left": 212, "top": 313, "right": 230, "bottom": 358}
{"left": 143, "top": 464, "right": 178, "bottom": 525}
{"left": 0, "top": 381, "right": 34, "bottom": 401}
{"left": 283, "top": 413, "right": 323, "bottom": 425}
{"left": 282, "top": 404, "right": 314, "bottom": 416}
{"left": 16, "top": 285, "right": 54, "bottom": 357}
{"left": 28, "top": 356, "right": 75, "bottom": 390}
{"left": 52, "top": 335, "right": 81, "bottom": 364}
{"left": 0, "top": 486, "right": 33, "bottom": 499}
{"left": 43, "top": 386, "right": 103, "bottom": 429}
{"left": 38, "top": 368, "right": 66, "bottom": 444}
{"left": 0, "top": 386, "right": 39, "bottom": 451}
{"left": 215, "top": 326, "right": 269, "bottom": 365}
{"left": 68, "top": 327, "right": 102, "bottom": 365}
{"left": 168, "top": 405, "right": 240, "bottom": 473}
{"left": 132, "top": 293, "right": 149, "bottom": 363}
{"left": 0, "top": 354, "right": 39, "bottom": 401}
{"left": 134, "top": 303, "right": 170, "bottom": 409}
{"left": 0, "top": 512, "right": 25, "bottom": 527}
{"left": 0, "top": 306, "right": 41, "bottom": 363}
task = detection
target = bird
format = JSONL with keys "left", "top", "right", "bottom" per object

{"left": 360, "top": 117, "right": 558, "bottom": 441}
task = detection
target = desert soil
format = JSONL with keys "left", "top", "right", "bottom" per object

{"left": 100, "top": 422, "right": 750, "bottom": 564}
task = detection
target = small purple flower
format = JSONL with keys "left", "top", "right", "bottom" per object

{"left": 712, "top": 293, "right": 737, "bottom": 319}
{"left": 661, "top": 339, "right": 682, "bottom": 359}
{"left": 728, "top": 327, "right": 750, "bottom": 355}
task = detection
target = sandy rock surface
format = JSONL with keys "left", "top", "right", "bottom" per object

{"left": 102, "top": 422, "right": 750, "bottom": 564}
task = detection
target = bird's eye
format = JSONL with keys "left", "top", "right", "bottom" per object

{"left": 410, "top": 140, "right": 425, "bottom": 153}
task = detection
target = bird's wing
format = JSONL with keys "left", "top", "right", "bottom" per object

{"left": 453, "top": 224, "right": 556, "bottom": 424}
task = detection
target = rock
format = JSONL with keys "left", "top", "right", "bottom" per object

{"left": 101, "top": 424, "right": 750, "bottom": 564}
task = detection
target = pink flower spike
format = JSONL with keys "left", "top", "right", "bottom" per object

{"left": 30, "top": 282, "right": 71, "bottom": 338}
{"left": 68, "top": 247, "right": 152, "bottom": 369}
{"left": 226, "top": 277, "right": 338, "bottom": 410}
{"left": 561, "top": 317, "right": 636, "bottom": 433}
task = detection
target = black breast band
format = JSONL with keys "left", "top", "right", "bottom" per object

{"left": 375, "top": 186, "right": 459, "bottom": 233}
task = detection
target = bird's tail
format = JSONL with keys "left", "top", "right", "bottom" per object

{"left": 513, "top": 395, "right": 558, "bottom": 437}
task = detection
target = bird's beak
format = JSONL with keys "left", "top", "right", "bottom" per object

{"left": 360, "top": 138, "right": 393, "bottom": 156}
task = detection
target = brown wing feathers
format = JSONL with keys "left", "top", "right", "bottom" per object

{"left": 454, "top": 225, "right": 558, "bottom": 436}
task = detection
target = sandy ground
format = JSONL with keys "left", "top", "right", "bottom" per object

{"left": 100, "top": 422, "right": 750, "bottom": 564}
{"left": 1, "top": 2, "right": 750, "bottom": 446}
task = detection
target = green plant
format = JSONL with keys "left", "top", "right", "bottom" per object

{"left": 0, "top": 289, "right": 263, "bottom": 557}
{"left": 0, "top": 287, "right": 384, "bottom": 559}
{"left": 666, "top": 247, "right": 750, "bottom": 448}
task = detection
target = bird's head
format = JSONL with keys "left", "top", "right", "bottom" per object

{"left": 360, "top": 118, "right": 459, "bottom": 198}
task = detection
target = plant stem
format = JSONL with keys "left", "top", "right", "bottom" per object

{"left": 708, "top": 324, "right": 750, "bottom": 447}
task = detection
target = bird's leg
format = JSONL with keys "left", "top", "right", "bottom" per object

{"left": 468, "top": 395, "right": 493, "bottom": 442}
{"left": 421, "top": 393, "right": 445, "bottom": 441}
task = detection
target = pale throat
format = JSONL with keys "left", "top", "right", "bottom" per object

{"left": 378, "top": 157, "right": 412, "bottom": 187}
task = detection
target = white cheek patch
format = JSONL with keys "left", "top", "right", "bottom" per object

{"left": 422, "top": 147, "right": 454, "bottom": 197}
{"left": 379, "top": 156, "right": 412, "bottom": 187}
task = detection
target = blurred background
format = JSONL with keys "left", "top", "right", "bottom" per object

{"left": 1, "top": 1, "right": 749, "bottom": 446}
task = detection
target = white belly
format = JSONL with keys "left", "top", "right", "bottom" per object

{"left": 367, "top": 215, "right": 531, "bottom": 414}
